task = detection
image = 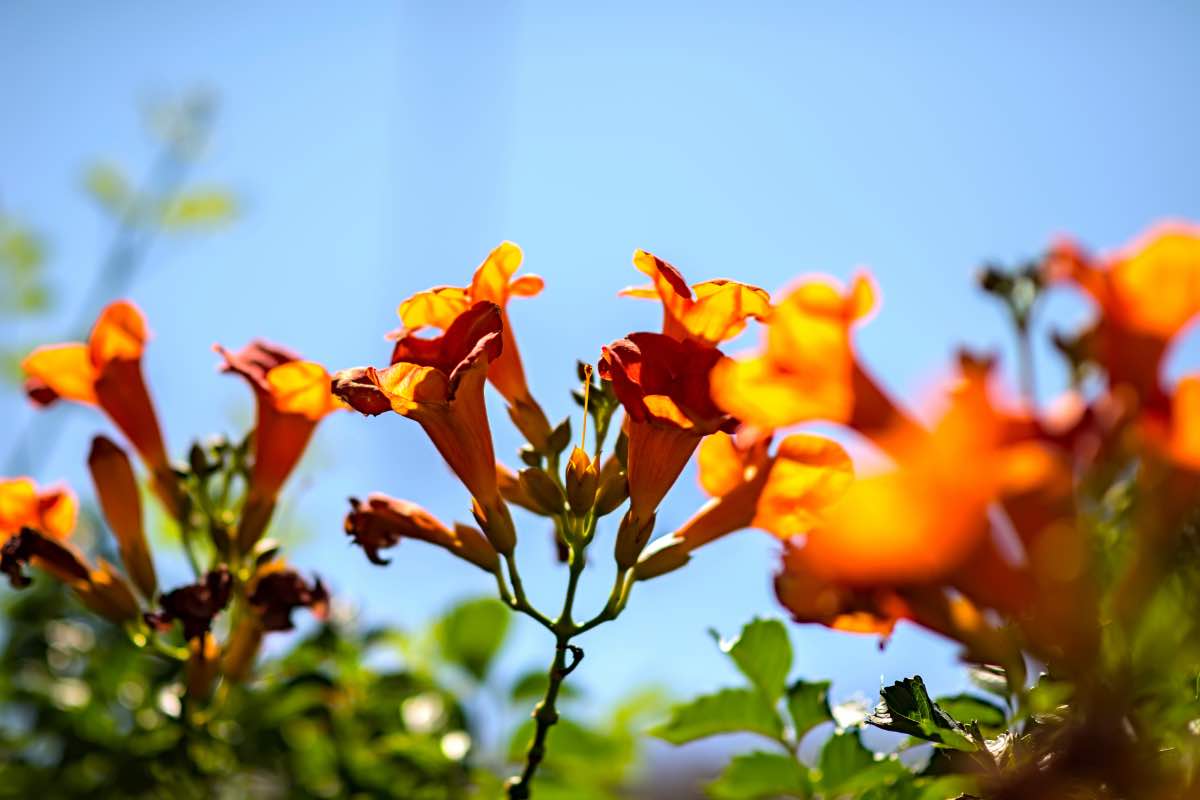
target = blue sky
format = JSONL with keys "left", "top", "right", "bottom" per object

{"left": 3, "top": 0, "right": 1199, "bottom": 745}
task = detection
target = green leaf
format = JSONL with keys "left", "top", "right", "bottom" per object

{"left": 435, "top": 597, "right": 510, "bottom": 681}
{"left": 651, "top": 688, "right": 784, "bottom": 745}
{"left": 934, "top": 694, "right": 1007, "bottom": 736}
{"left": 83, "top": 162, "right": 134, "bottom": 215}
{"left": 706, "top": 751, "right": 810, "bottom": 799}
{"left": 817, "top": 729, "right": 875, "bottom": 794}
{"left": 715, "top": 618, "right": 793, "bottom": 702}
{"left": 160, "top": 189, "right": 237, "bottom": 228}
{"left": 786, "top": 680, "right": 832, "bottom": 742}
{"left": 869, "top": 676, "right": 977, "bottom": 751}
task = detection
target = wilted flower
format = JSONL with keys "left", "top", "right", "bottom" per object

{"left": 146, "top": 567, "right": 233, "bottom": 641}
{"left": 344, "top": 493, "right": 499, "bottom": 573}
{"left": 247, "top": 564, "right": 329, "bottom": 632}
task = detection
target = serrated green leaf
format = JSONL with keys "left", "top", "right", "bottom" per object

{"left": 651, "top": 688, "right": 784, "bottom": 745}
{"left": 869, "top": 676, "right": 977, "bottom": 752}
{"left": 934, "top": 694, "right": 1006, "bottom": 735}
{"left": 818, "top": 729, "right": 875, "bottom": 794}
{"left": 786, "top": 679, "right": 832, "bottom": 742}
{"left": 435, "top": 597, "right": 509, "bottom": 681}
{"left": 161, "top": 189, "right": 237, "bottom": 228}
{"left": 717, "top": 618, "right": 793, "bottom": 702}
{"left": 706, "top": 751, "right": 810, "bottom": 799}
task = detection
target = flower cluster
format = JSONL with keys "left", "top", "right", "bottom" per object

{"left": 10, "top": 301, "right": 334, "bottom": 698}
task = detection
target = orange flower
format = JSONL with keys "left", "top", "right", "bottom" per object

{"left": 1046, "top": 222, "right": 1200, "bottom": 415}
{"left": 801, "top": 364, "right": 1061, "bottom": 588}
{"left": 395, "top": 241, "right": 552, "bottom": 448}
{"left": 88, "top": 436, "right": 157, "bottom": 599}
{"left": 216, "top": 341, "right": 341, "bottom": 551}
{"left": 599, "top": 332, "right": 736, "bottom": 567}
{"left": 620, "top": 250, "right": 771, "bottom": 345}
{"left": 711, "top": 273, "right": 893, "bottom": 434}
{"left": 22, "top": 300, "right": 179, "bottom": 516}
{"left": 344, "top": 493, "right": 499, "bottom": 573}
{"left": 634, "top": 432, "right": 853, "bottom": 579}
{"left": 0, "top": 477, "right": 77, "bottom": 540}
{"left": 774, "top": 540, "right": 911, "bottom": 639}
{"left": 333, "top": 301, "right": 516, "bottom": 554}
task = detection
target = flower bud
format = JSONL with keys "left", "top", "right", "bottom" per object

{"left": 507, "top": 396, "right": 554, "bottom": 453}
{"left": 565, "top": 447, "right": 599, "bottom": 514}
{"left": 473, "top": 498, "right": 516, "bottom": 555}
{"left": 518, "top": 468, "right": 566, "bottom": 516}
{"left": 453, "top": 523, "right": 502, "bottom": 573}
{"left": 88, "top": 435, "right": 157, "bottom": 598}
{"left": 614, "top": 509, "right": 656, "bottom": 570}
{"left": 633, "top": 535, "right": 692, "bottom": 581}
{"left": 546, "top": 418, "right": 572, "bottom": 455}
{"left": 594, "top": 456, "right": 628, "bottom": 517}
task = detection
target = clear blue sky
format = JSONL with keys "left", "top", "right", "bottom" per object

{"left": 3, "top": 0, "right": 1199, "bottom": 747}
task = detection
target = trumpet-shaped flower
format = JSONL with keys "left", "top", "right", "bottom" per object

{"left": 333, "top": 301, "right": 516, "bottom": 553}
{"left": 1046, "top": 222, "right": 1200, "bottom": 415}
{"left": 635, "top": 432, "right": 853, "bottom": 580}
{"left": 22, "top": 301, "right": 179, "bottom": 515}
{"left": 600, "top": 333, "right": 736, "bottom": 518}
{"left": 395, "top": 241, "right": 552, "bottom": 448}
{"left": 620, "top": 250, "right": 771, "bottom": 345}
{"left": 0, "top": 477, "right": 77, "bottom": 540}
{"left": 710, "top": 273, "right": 889, "bottom": 434}
{"left": 216, "top": 341, "right": 341, "bottom": 551}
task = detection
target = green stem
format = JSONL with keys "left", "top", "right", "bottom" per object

{"left": 504, "top": 552, "right": 555, "bottom": 632}
{"left": 507, "top": 544, "right": 589, "bottom": 798}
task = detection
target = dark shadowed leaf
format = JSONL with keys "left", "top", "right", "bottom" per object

{"left": 786, "top": 679, "right": 832, "bottom": 742}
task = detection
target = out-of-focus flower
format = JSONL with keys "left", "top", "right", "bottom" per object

{"left": 711, "top": 274, "right": 893, "bottom": 434}
{"left": 773, "top": 540, "right": 911, "bottom": 639}
{"left": 146, "top": 567, "right": 233, "bottom": 641}
{"left": 1, "top": 526, "right": 90, "bottom": 590}
{"left": 343, "top": 493, "right": 499, "bottom": 573}
{"left": 395, "top": 242, "right": 552, "bottom": 449}
{"left": 620, "top": 250, "right": 771, "bottom": 345}
{"left": 1046, "top": 222, "right": 1200, "bottom": 416}
{"left": 0, "top": 477, "right": 77, "bottom": 540}
{"left": 246, "top": 562, "right": 329, "bottom": 632}
{"left": 87, "top": 435, "right": 157, "bottom": 599}
{"left": 216, "top": 341, "right": 341, "bottom": 551}
{"left": 800, "top": 365, "right": 1060, "bottom": 587}
{"left": 599, "top": 332, "right": 736, "bottom": 567}
{"left": 22, "top": 301, "right": 180, "bottom": 516}
{"left": 74, "top": 558, "right": 141, "bottom": 623}
{"left": 333, "top": 301, "right": 516, "bottom": 554}
{"left": 635, "top": 432, "right": 853, "bottom": 580}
